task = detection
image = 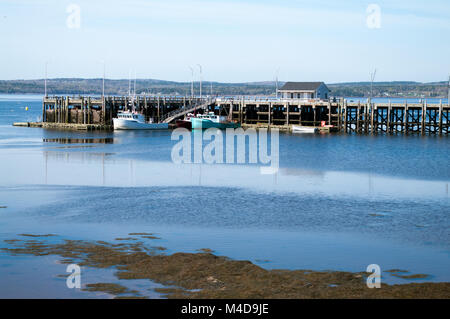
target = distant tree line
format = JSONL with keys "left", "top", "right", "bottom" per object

{"left": 0, "top": 78, "right": 448, "bottom": 98}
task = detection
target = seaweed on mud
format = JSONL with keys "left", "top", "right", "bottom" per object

{"left": 1, "top": 235, "right": 449, "bottom": 299}
{"left": 82, "top": 283, "right": 141, "bottom": 297}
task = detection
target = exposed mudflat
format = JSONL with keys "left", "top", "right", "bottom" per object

{"left": 2, "top": 234, "right": 449, "bottom": 299}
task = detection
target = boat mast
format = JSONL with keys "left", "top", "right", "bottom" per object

{"left": 134, "top": 70, "right": 136, "bottom": 97}
{"left": 128, "top": 70, "right": 131, "bottom": 96}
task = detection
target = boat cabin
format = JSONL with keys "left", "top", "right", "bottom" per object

{"left": 198, "top": 112, "right": 228, "bottom": 123}
{"left": 117, "top": 112, "right": 145, "bottom": 122}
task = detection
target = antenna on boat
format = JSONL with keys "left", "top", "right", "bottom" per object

{"left": 128, "top": 70, "right": 131, "bottom": 96}
{"left": 134, "top": 70, "right": 137, "bottom": 97}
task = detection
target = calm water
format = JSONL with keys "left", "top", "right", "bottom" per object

{"left": 0, "top": 94, "right": 449, "bottom": 298}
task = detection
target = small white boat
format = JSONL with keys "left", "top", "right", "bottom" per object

{"left": 292, "top": 125, "right": 318, "bottom": 134}
{"left": 113, "top": 112, "right": 168, "bottom": 130}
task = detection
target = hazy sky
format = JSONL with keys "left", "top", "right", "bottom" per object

{"left": 1, "top": 0, "right": 449, "bottom": 83}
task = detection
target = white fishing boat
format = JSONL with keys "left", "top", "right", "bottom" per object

{"left": 113, "top": 112, "right": 168, "bottom": 130}
{"left": 113, "top": 75, "right": 168, "bottom": 130}
{"left": 292, "top": 125, "right": 318, "bottom": 134}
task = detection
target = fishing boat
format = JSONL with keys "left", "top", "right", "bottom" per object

{"left": 113, "top": 112, "right": 168, "bottom": 130}
{"left": 292, "top": 125, "right": 318, "bottom": 134}
{"left": 191, "top": 112, "right": 240, "bottom": 129}
{"left": 175, "top": 113, "right": 195, "bottom": 130}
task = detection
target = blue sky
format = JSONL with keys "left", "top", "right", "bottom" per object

{"left": 0, "top": 0, "right": 449, "bottom": 83}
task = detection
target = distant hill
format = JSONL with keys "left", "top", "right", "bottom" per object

{"left": 328, "top": 81, "right": 420, "bottom": 87}
{"left": 0, "top": 78, "right": 448, "bottom": 98}
{"left": 328, "top": 81, "right": 448, "bottom": 98}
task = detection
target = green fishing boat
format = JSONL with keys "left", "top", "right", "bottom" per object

{"left": 191, "top": 112, "right": 241, "bottom": 129}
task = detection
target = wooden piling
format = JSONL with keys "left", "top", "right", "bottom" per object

{"left": 404, "top": 101, "right": 408, "bottom": 134}
{"left": 421, "top": 101, "right": 426, "bottom": 135}
{"left": 387, "top": 101, "right": 391, "bottom": 134}
{"left": 370, "top": 101, "right": 375, "bottom": 134}
{"left": 38, "top": 95, "right": 448, "bottom": 135}
{"left": 344, "top": 100, "right": 348, "bottom": 133}
{"left": 286, "top": 103, "right": 290, "bottom": 125}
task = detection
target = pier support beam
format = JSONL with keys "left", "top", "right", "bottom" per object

{"left": 356, "top": 102, "right": 360, "bottom": 133}
{"left": 286, "top": 103, "right": 289, "bottom": 125}
{"left": 404, "top": 102, "right": 408, "bottom": 134}
{"left": 421, "top": 102, "right": 426, "bottom": 135}
{"left": 387, "top": 102, "right": 391, "bottom": 134}
{"left": 327, "top": 102, "right": 331, "bottom": 126}
{"left": 88, "top": 97, "right": 91, "bottom": 124}
{"left": 344, "top": 101, "right": 348, "bottom": 133}
{"left": 268, "top": 103, "right": 272, "bottom": 126}
{"left": 370, "top": 102, "right": 375, "bottom": 134}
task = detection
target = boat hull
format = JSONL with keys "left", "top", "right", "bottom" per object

{"left": 176, "top": 119, "right": 192, "bottom": 130}
{"left": 292, "top": 125, "right": 318, "bottom": 133}
{"left": 191, "top": 118, "right": 241, "bottom": 130}
{"left": 113, "top": 118, "right": 169, "bottom": 130}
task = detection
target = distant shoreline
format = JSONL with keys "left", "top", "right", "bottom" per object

{"left": 0, "top": 79, "right": 448, "bottom": 98}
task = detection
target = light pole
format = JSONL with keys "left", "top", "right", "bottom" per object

{"left": 189, "top": 66, "right": 194, "bottom": 99}
{"left": 134, "top": 70, "right": 136, "bottom": 97}
{"left": 197, "top": 64, "right": 202, "bottom": 100}
{"left": 370, "top": 69, "right": 377, "bottom": 102}
{"left": 275, "top": 68, "right": 280, "bottom": 99}
{"left": 101, "top": 60, "right": 105, "bottom": 98}
{"left": 44, "top": 62, "right": 48, "bottom": 97}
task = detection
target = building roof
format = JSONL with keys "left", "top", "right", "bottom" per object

{"left": 279, "top": 82, "right": 327, "bottom": 91}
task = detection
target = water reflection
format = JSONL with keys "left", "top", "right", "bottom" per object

{"left": 18, "top": 149, "right": 446, "bottom": 201}
{"left": 43, "top": 138, "right": 114, "bottom": 144}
